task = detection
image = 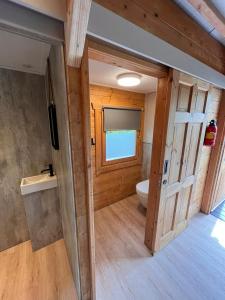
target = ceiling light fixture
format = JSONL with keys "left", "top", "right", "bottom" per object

{"left": 117, "top": 73, "right": 142, "bottom": 87}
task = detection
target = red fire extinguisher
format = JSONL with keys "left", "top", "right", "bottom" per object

{"left": 204, "top": 120, "right": 217, "bottom": 146}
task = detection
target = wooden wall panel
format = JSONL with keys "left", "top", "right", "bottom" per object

{"left": 90, "top": 85, "right": 145, "bottom": 210}
{"left": 201, "top": 90, "right": 225, "bottom": 213}
{"left": 67, "top": 44, "right": 95, "bottom": 300}
{"left": 189, "top": 87, "right": 222, "bottom": 218}
{"left": 67, "top": 66, "right": 92, "bottom": 300}
{"left": 213, "top": 147, "right": 225, "bottom": 209}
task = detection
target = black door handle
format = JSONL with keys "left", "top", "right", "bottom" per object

{"left": 164, "top": 160, "right": 169, "bottom": 174}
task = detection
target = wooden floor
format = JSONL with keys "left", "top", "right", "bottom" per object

{"left": 95, "top": 195, "right": 225, "bottom": 300}
{"left": 0, "top": 239, "right": 77, "bottom": 300}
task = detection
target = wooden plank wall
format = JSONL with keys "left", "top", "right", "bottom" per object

{"left": 67, "top": 55, "right": 95, "bottom": 299}
{"left": 90, "top": 85, "right": 145, "bottom": 210}
{"left": 189, "top": 87, "right": 222, "bottom": 218}
{"left": 213, "top": 146, "right": 225, "bottom": 209}
{"left": 201, "top": 92, "right": 225, "bottom": 214}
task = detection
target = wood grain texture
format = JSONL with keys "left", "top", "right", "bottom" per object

{"left": 188, "top": 0, "right": 225, "bottom": 37}
{"left": 0, "top": 68, "right": 61, "bottom": 252}
{"left": 213, "top": 147, "right": 225, "bottom": 209}
{"left": 90, "top": 85, "right": 145, "bottom": 210}
{"left": 94, "top": 0, "right": 225, "bottom": 74}
{"left": 66, "top": 0, "right": 91, "bottom": 67}
{"left": 145, "top": 71, "right": 213, "bottom": 253}
{"left": 67, "top": 44, "right": 95, "bottom": 299}
{"left": 201, "top": 89, "right": 225, "bottom": 213}
{"left": 144, "top": 72, "right": 173, "bottom": 252}
{"left": 95, "top": 195, "right": 225, "bottom": 300}
{"left": 80, "top": 43, "right": 96, "bottom": 300}
{"left": 0, "top": 239, "right": 77, "bottom": 300}
{"left": 49, "top": 45, "right": 81, "bottom": 296}
{"left": 88, "top": 37, "right": 168, "bottom": 78}
{"left": 67, "top": 66, "right": 91, "bottom": 300}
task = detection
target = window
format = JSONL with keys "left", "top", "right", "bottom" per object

{"left": 93, "top": 105, "right": 143, "bottom": 175}
{"left": 106, "top": 130, "right": 137, "bottom": 161}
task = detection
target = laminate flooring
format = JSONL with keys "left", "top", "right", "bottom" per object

{"left": 0, "top": 239, "right": 77, "bottom": 300}
{"left": 95, "top": 195, "right": 225, "bottom": 300}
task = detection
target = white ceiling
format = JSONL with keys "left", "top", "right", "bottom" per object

{"left": 173, "top": 0, "right": 225, "bottom": 46}
{"left": 89, "top": 59, "right": 157, "bottom": 93}
{"left": 0, "top": 30, "right": 50, "bottom": 75}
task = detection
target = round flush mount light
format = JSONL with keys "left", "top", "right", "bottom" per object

{"left": 117, "top": 73, "right": 142, "bottom": 87}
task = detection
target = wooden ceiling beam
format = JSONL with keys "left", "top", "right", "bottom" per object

{"left": 65, "top": 0, "right": 92, "bottom": 67}
{"left": 94, "top": 0, "right": 225, "bottom": 74}
{"left": 187, "top": 0, "right": 225, "bottom": 37}
{"left": 88, "top": 37, "right": 168, "bottom": 78}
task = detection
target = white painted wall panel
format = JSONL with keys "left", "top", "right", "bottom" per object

{"left": 0, "top": 30, "right": 50, "bottom": 75}
{"left": 143, "top": 93, "right": 156, "bottom": 144}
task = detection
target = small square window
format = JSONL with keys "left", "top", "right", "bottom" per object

{"left": 106, "top": 130, "right": 137, "bottom": 161}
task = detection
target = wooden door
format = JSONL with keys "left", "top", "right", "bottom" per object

{"left": 145, "top": 70, "right": 211, "bottom": 253}
{"left": 212, "top": 145, "right": 225, "bottom": 210}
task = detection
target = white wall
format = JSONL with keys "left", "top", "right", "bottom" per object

{"left": 142, "top": 92, "right": 156, "bottom": 179}
{"left": 143, "top": 93, "right": 156, "bottom": 144}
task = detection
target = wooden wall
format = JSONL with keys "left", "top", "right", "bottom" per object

{"left": 190, "top": 87, "right": 222, "bottom": 218}
{"left": 90, "top": 85, "right": 145, "bottom": 210}
{"left": 213, "top": 146, "right": 225, "bottom": 209}
{"left": 67, "top": 60, "right": 94, "bottom": 299}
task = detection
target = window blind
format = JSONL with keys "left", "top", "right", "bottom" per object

{"left": 103, "top": 107, "right": 142, "bottom": 131}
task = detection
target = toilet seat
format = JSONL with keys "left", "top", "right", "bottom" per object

{"left": 136, "top": 179, "right": 149, "bottom": 197}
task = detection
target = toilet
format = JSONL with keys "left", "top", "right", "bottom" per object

{"left": 136, "top": 179, "right": 149, "bottom": 208}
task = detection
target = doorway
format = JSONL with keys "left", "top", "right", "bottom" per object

{"left": 87, "top": 37, "right": 167, "bottom": 299}
{"left": 0, "top": 29, "right": 76, "bottom": 299}
{"left": 71, "top": 37, "right": 225, "bottom": 299}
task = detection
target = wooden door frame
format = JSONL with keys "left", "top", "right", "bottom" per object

{"left": 144, "top": 70, "right": 174, "bottom": 253}
{"left": 87, "top": 35, "right": 171, "bottom": 283}
{"left": 201, "top": 91, "right": 225, "bottom": 214}
{"left": 87, "top": 37, "right": 168, "bottom": 79}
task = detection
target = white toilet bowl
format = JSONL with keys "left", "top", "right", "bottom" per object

{"left": 136, "top": 179, "right": 149, "bottom": 208}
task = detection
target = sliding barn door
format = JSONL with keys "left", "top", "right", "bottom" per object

{"left": 145, "top": 70, "right": 210, "bottom": 252}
